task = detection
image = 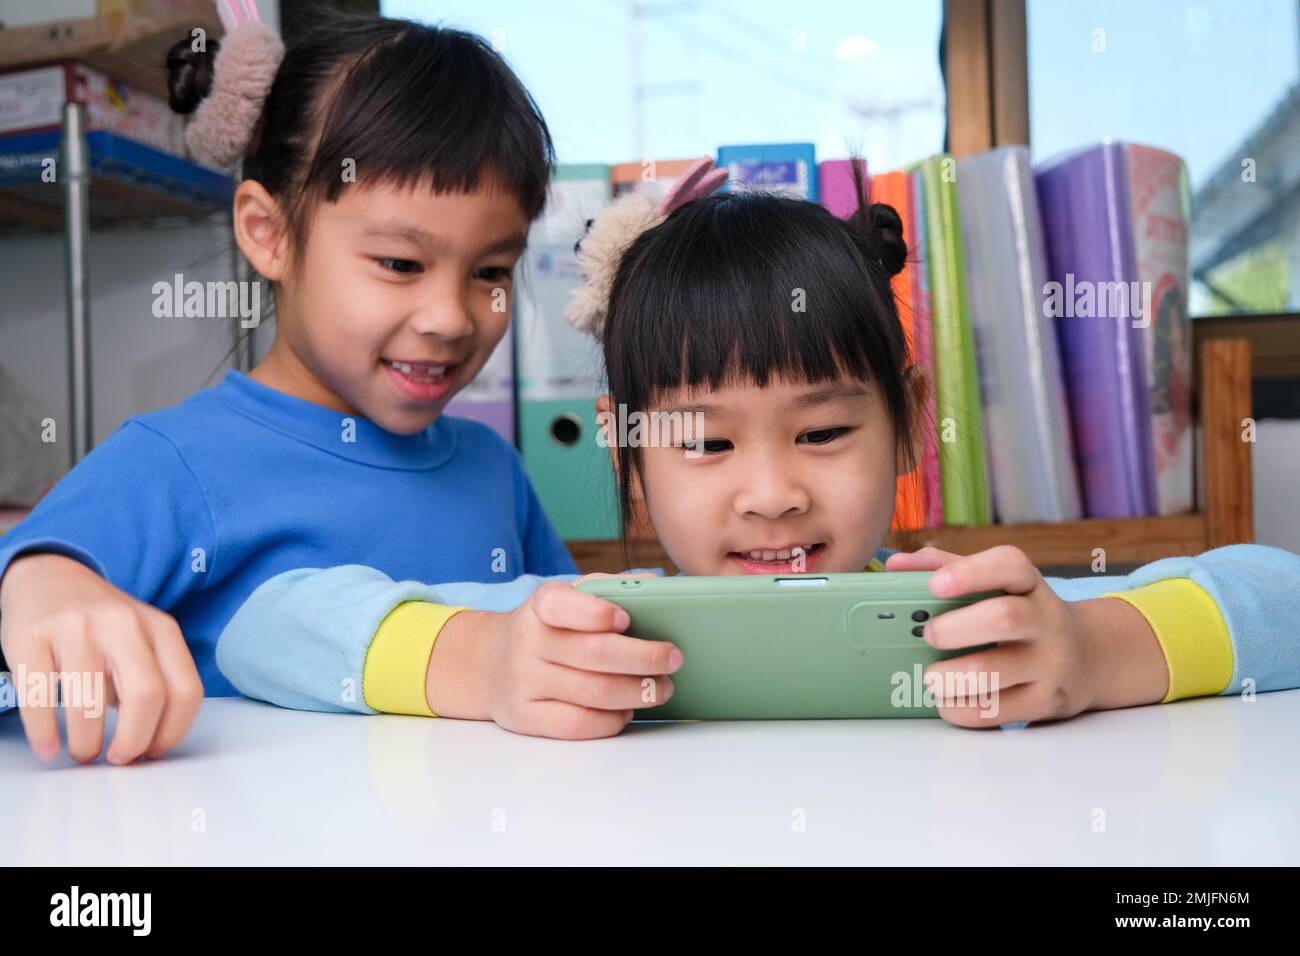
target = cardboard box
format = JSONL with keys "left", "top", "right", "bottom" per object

{"left": 0, "top": 61, "right": 186, "bottom": 157}
{"left": 0, "top": 1, "right": 222, "bottom": 100}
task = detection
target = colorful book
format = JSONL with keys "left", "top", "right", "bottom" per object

{"left": 1126, "top": 144, "right": 1194, "bottom": 515}
{"left": 956, "top": 146, "right": 1082, "bottom": 524}
{"left": 717, "top": 143, "right": 817, "bottom": 200}
{"left": 515, "top": 164, "right": 619, "bottom": 540}
{"left": 1035, "top": 143, "right": 1158, "bottom": 518}
{"left": 817, "top": 159, "right": 866, "bottom": 218}
{"left": 611, "top": 158, "right": 698, "bottom": 200}
{"left": 907, "top": 168, "right": 944, "bottom": 529}
{"left": 914, "top": 155, "right": 990, "bottom": 526}
{"left": 868, "top": 168, "right": 927, "bottom": 532}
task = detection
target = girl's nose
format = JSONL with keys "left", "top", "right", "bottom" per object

{"left": 733, "top": 466, "right": 811, "bottom": 520}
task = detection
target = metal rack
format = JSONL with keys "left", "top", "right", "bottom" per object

{"left": 0, "top": 102, "right": 235, "bottom": 465}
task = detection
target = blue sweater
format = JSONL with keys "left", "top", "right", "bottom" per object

{"left": 213, "top": 543, "right": 1300, "bottom": 714}
{"left": 0, "top": 371, "right": 575, "bottom": 706}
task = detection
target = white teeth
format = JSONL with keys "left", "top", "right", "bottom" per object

{"left": 742, "top": 545, "right": 817, "bottom": 562}
{"left": 387, "top": 360, "right": 447, "bottom": 381}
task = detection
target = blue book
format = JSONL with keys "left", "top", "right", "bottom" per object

{"left": 717, "top": 143, "right": 817, "bottom": 200}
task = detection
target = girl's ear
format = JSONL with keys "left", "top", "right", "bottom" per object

{"left": 233, "top": 180, "right": 289, "bottom": 282}
{"left": 896, "top": 364, "right": 931, "bottom": 477}
{"left": 595, "top": 394, "right": 617, "bottom": 474}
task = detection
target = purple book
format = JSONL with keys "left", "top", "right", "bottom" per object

{"left": 817, "top": 159, "right": 867, "bottom": 219}
{"left": 441, "top": 325, "right": 515, "bottom": 444}
{"left": 1035, "top": 143, "right": 1156, "bottom": 518}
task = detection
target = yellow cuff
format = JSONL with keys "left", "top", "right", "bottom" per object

{"left": 1104, "top": 579, "right": 1234, "bottom": 703}
{"left": 362, "top": 601, "right": 468, "bottom": 716}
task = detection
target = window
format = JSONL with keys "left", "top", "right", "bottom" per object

{"left": 384, "top": 0, "right": 946, "bottom": 171}
{"left": 1027, "top": 0, "right": 1300, "bottom": 317}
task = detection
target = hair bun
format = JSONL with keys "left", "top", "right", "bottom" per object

{"left": 868, "top": 202, "right": 907, "bottom": 278}
{"left": 166, "top": 37, "right": 221, "bottom": 115}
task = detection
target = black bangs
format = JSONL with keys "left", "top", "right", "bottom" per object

{"left": 601, "top": 188, "right": 919, "bottom": 562}
{"left": 240, "top": 13, "right": 554, "bottom": 248}
{"left": 307, "top": 25, "right": 552, "bottom": 218}
{"left": 604, "top": 191, "right": 908, "bottom": 411}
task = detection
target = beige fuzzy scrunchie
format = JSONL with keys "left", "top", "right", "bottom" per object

{"left": 564, "top": 157, "right": 728, "bottom": 338}
{"left": 185, "top": 20, "right": 284, "bottom": 170}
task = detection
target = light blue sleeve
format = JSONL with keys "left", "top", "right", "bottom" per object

{"left": 215, "top": 565, "right": 576, "bottom": 714}
{"left": 1039, "top": 543, "right": 1300, "bottom": 694}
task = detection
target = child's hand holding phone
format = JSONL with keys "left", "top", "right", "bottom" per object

{"left": 884, "top": 546, "right": 1169, "bottom": 726}
{"left": 0, "top": 552, "right": 204, "bottom": 764}
{"left": 426, "top": 573, "right": 682, "bottom": 739}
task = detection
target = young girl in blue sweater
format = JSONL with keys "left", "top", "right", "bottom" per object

{"left": 217, "top": 160, "right": 1300, "bottom": 738}
{"left": 0, "top": 11, "right": 573, "bottom": 764}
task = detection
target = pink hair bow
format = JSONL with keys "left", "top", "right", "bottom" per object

{"left": 659, "top": 156, "right": 730, "bottom": 216}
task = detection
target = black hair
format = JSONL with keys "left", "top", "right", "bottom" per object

{"left": 166, "top": 11, "right": 555, "bottom": 256}
{"left": 601, "top": 167, "right": 920, "bottom": 561}
{"left": 166, "top": 11, "right": 554, "bottom": 382}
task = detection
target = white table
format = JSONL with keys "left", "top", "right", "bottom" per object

{"left": 2, "top": 691, "right": 1298, "bottom": 866}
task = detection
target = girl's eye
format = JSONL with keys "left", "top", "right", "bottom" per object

{"left": 798, "top": 426, "right": 853, "bottom": 446}
{"left": 475, "top": 266, "right": 512, "bottom": 282}
{"left": 682, "top": 438, "right": 733, "bottom": 456}
{"left": 378, "top": 257, "right": 422, "bottom": 275}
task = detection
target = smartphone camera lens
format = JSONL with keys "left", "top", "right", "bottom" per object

{"left": 911, "top": 609, "right": 930, "bottom": 622}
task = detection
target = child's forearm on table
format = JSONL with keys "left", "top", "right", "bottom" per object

{"left": 424, "top": 610, "right": 502, "bottom": 720}
{"left": 1078, "top": 597, "right": 1169, "bottom": 711}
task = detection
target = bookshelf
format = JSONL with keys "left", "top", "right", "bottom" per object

{"left": 566, "top": 337, "right": 1254, "bottom": 575}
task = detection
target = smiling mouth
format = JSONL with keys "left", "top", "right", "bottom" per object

{"left": 381, "top": 358, "right": 455, "bottom": 384}
{"left": 731, "top": 543, "right": 820, "bottom": 561}
{"left": 726, "top": 543, "right": 825, "bottom": 570}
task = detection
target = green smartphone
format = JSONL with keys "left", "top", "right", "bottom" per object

{"left": 576, "top": 572, "right": 1002, "bottom": 719}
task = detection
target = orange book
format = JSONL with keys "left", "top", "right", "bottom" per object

{"left": 610, "top": 158, "right": 699, "bottom": 199}
{"left": 870, "top": 170, "right": 926, "bottom": 532}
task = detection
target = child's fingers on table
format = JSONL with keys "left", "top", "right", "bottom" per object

{"left": 58, "top": 642, "right": 109, "bottom": 764}
{"left": 543, "top": 661, "right": 673, "bottom": 713}
{"left": 531, "top": 582, "right": 630, "bottom": 633}
{"left": 11, "top": 640, "right": 61, "bottom": 762}
{"left": 929, "top": 544, "right": 1040, "bottom": 598}
{"left": 541, "top": 628, "right": 681, "bottom": 676}
{"left": 924, "top": 594, "right": 1037, "bottom": 649}
{"left": 938, "top": 682, "right": 1067, "bottom": 729}
{"left": 139, "top": 612, "right": 204, "bottom": 759}
{"left": 522, "top": 699, "right": 633, "bottom": 740}
{"left": 884, "top": 547, "right": 962, "bottom": 571}
{"left": 101, "top": 624, "right": 168, "bottom": 765}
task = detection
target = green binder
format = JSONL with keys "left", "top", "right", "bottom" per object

{"left": 515, "top": 164, "right": 619, "bottom": 540}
